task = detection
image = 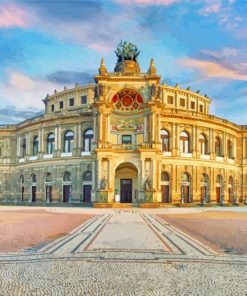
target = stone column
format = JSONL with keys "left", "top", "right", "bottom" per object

{"left": 78, "top": 123, "right": 82, "bottom": 150}
{"left": 55, "top": 126, "right": 58, "bottom": 150}
{"left": 192, "top": 125, "right": 196, "bottom": 157}
{"left": 40, "top": 128, "right": 44, "bottom": 154}
{"left": 144, "top": 115, "right": 148, "bottom": 142}
{"left": 38, "top": 129, "right": 42, "bottom": 152}
{"left": 27, "top": 132, "right": 31, "bottom": 157}
{"left": 17, "top": 136, "right": 20, "bottom": 157}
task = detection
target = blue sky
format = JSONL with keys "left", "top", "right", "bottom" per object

{"left": 0, "top": 0, "right": 247, "bottom": 124}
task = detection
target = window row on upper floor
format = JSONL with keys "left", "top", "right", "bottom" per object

{"left": 20, "top": 129, "right": 93, "bottom": 158}
{"left": 165, "top": 95, "right": 206, "bottom": 113}
{"left": 160, "top": 129, "right": 235, "bottom": 159}
{"left": 49, "top": 95, "right": 88, "bottom": 112}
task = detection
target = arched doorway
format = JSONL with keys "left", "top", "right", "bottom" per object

{"left": 216, "top": 175, "right": 224, "bottom": 203}
{"left": 115, "top": 162, "right": 138, "bottom": 203}
{"left": 201, "top": 174, "right": 210, "bottom": 203}
{"left": 63, "top": 172, "right": 72, "bottom": 203}
{"left": 83, "top": 171, "right": 92, "bottom": 203}
{"left": 45, "top": 173, "right": 52, "bottom": 203}
{"left": 31, "top": 174, "right": 36, "bottom": 202}
{"left": 161, "top": 172, "right": 170, "bottom": 203}
{"left": 228, "top": 176, "right": 234, "bottom": 202}
{"left": 181, "top": 173, "right": 191, "bottom": 203}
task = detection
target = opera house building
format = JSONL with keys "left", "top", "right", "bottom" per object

{"left": 1, "top": 44, "right": 247, "bottom": 207}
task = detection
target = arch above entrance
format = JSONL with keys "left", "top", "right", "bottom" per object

{"left": 114, "top": 162, "right": 138, "bottom": 203}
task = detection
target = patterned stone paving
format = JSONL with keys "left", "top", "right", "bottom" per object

{"left": 0, "top": 209, "right": 247, "bottom": 295}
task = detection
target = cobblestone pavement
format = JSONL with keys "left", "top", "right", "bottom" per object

{"left": 0, "top": 209, "right": 247, "bottom": 295}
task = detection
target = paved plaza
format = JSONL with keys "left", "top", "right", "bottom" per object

{"left": 0, "top": 207, "right": 247, "bottom": 295}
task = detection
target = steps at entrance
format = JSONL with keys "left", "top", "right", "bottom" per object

{"left": 93, "top": 203, "right": 139, "bottom": 208}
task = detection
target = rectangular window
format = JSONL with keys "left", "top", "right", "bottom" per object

{"left": 69, "top": 98, "right": 74, "bottom": 107}
{"left": 190, "top": 101, "right": 195, "bottom": 109}
{"left": 180, "top": 98, "right": 185, "bottom": 107}
{"left": 167, "top": 96, "right": 173, "bottom": 104}
{"left": 122, "top": 135, "right": 132, "bottom": 144}
{"left": 200, "top": 104, "right": 203, "bottom": 112}
{"left": 81, "top": 95, "right": 87, "bottom": 104}
{"left": 51, "top": 104, "right": 54, "bottom": 112}
{"left": 59, "top": 101, "right": 64, "bottom": 109}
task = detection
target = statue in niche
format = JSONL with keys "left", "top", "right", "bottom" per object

{"left": 151, "top": 84, "right": 157, "bottom": 96}
{"left": 101, "top": 176, "right": 108, "bottom": 190}
{"left": 143, "top": 176, "right": 152, "bottom": 190}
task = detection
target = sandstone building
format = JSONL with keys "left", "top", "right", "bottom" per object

{"left": 0, "top": 45, "right": 247, "bottom": 206}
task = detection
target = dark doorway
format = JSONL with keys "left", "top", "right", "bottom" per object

{"left": 161, "top": 185, "right": 169, "bottom": 203}
{"left": 120, "top": 179, "right": 132, "bottom": 203}
{"left": 46, "top": 185, "right": 52, "bottom": 202}
{"left": 21, "top": 187, "right": 24, "bottom": 202}
{"left": 183, "top": 185, "right": 190, "bottom": 203}
{"left": 83, "top": 185, "right": 92, "bottom": 203}
{"left": 31, "top": 186, "right": 36, "bottom": 202}
{"left": 63, "top": 185, "right": 71, "bottom": 202}
{"left": 216, "top": 187, "right": 221, "bottom": 203}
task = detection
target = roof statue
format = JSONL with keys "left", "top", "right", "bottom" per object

{"left": 115, "top": 41, "right": 140, "bottom": 62}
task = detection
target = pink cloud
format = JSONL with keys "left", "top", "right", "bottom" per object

{"left": 1, "top": 71, "right": 64, "bottom": 109}
{"left": 198, "top": 3, "right": 221, "bottom": 16}
{"left": 179, "top": 58, "right": 247, "bottom": 81}
{"left": 114, "top": 0, "right": 180, "bottom": 6}
{"left": 0, "top": 4, "right": 29, "bottom": 28}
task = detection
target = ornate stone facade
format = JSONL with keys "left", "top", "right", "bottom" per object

{"left": 1, "top": 51, "right": 247, "bottom": 206}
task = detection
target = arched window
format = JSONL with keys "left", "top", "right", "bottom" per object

{"left": 216, "top": 175, "right": 223, "bottom": 184}
{"left": 31, "top": 174, "right": 36, "bottom": 183}
{"left": 161, "top": 172, "right": 169, "bottom": 181}
{"left": 215, "top": 137, "right": 221, "bottom": 157}
{"left": 32, "top": 136, "right": 39, "bottom": 156}
{"left": 199, "top": 134, "right": 207, "bottom": 155}
{"left": 83, "top": 129, "right": 93, "bottom": 152}
{"left": 21, "top": 138, "right": 26, "bottom": 158}
{"left": 20, "top": 175, "right": 24, "bottom": 184}
{"left": 227, "top": 140, "right": 233, "bottom": 159}
{"left": 83, "top": 171, "right": 92, "bottom": 181}
{"left": 180, "top": 131, "right": 190, "bottom": 153}
{"left": 160, "top": 130, "right": 169, "bottom": 152}
{"left": 45, "top": 173, "right": 52, "bottom": 182}
{"left": 64, "top": 131, "right": 74, "bottom": 153}
{"left": 63, "top": 172, "right": 71, "bottom": 182}
{"left": 47, "top": 133, "right": 55, "bottom": 154}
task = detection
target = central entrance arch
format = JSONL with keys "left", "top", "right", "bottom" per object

{"left": 115, "top": 162, "right": 138, "bottom": 203}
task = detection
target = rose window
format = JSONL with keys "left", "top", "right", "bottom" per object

{"left": 112, "top": 89, "right": 143, "bottom": 111}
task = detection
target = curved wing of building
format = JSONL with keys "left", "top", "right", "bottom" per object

{"left": 0, "top": 46, "right": 247, "bottom": 206}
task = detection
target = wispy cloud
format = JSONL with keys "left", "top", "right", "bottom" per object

{"left": 47, "top": 71, "right": 94, "bottom": 85}
{"left": 0, "top": 107, "right": 43, "bottom": 124}
{"left": 179, "top": 58, "right": 247, "bottom": 80}
{"left": 114, "top": 0, "right": 181, "bottom": 5}
{"left": 0, "top": 71, "right": 63, "bottom": 109}
{"left": 0, "top": 4, "right": 30, "bottom": 28}
{"left": 198, "top": 3, "right": 221, "bottom": 16}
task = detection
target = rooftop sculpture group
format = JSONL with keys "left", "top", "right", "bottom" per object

{"left": 115, "top": 41, "right": 140, "bottom": 62}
